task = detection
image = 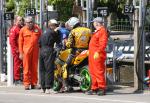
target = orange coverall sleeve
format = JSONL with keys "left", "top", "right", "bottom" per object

{"left": 97, "top": 28, "right": 108, "bottom": 53}
{"left": 9, "top": 28, "right": 18, "bottom": 52}
{"left": 18, "top": 28, "right": 24, "bottom": 54}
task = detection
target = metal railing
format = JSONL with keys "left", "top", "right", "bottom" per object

{"left": 109, "top": 19, "right": 150, "bottom": 32}
{"left": 109, "top": 19, "right": 133, "bottom": 31}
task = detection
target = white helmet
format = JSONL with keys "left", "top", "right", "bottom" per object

{"left": 67, "top": 17, "right": 80, "bottom": 28}
{"left": 49, "top": 19, "right": 58, "bottom": 24}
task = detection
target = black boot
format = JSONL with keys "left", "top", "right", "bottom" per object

{"left": 97, "top": 89, "right": 105, "bottom": 96}
{"left": 86, "top": 90, "right": 97, "bottom": 95}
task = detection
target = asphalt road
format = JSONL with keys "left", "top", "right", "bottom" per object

{"left": 0, "top": 86, "right": 149, "bottom": 103}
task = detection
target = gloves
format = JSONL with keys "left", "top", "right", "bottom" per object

{"left": 86, "top": 50, "right": 89, "bottom": 55}
{"left": 54, "top": 69, "right": 58, "bottom": 78}
{"left": 66, "top": 42, "right": 70, "bottom": 48}
{"left": 94, "top": 52, "right": 99, "bottom": 60}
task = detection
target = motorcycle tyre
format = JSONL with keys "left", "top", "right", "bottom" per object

{"left": 79, "top": 66, "right": 91, "bottom": 92}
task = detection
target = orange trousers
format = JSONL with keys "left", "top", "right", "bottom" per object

{"left": 88, "top": 52, "right": 106, "bottom": 90}
{"left": 23, "top": 45, "right": 39, "bottom": 86}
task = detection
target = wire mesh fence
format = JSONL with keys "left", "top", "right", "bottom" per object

{"left": 109, "top": 19, "right": 133, "bottom": 31}
{"left": 108, "top": 19, "right": 150, "bottom": 32}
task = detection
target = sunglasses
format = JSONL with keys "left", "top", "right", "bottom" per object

{"left": 26, "top": 21, "right": 33, "bottom": 24}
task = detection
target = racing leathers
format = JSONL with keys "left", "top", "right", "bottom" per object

{"left": 62, "top": 26, "right": 91, "bottom": 91}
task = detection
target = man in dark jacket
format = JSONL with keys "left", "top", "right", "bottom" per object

{"left": 39, "top": 19, "right": 60, "bottom": 94}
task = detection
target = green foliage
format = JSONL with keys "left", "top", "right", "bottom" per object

{"left": 6, "top": 0, "right": 15, "bottom": 12}
{"left": 5, "top": 0, "right": 31, "bottom": 16}
{"left": 48, "top": 0, "right": 74, "bottom": 21}
{"left": 5, "top": 0, "right": 73, "bottom": 21}
{"left": 97, "top": 0, "right": 128, "bottom": 18}
{"left": 5, "top": 0, "right": 130, "bottom": 20}
{"left": 17, "top": 0, "right": 31, "bottom": 16}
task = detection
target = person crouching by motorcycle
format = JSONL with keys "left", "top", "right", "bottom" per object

{"left": 39, "top": 19, "right": 61, "bottom": 94}
{"left": 61, "top": 17, "right": 91, "bottom": 92}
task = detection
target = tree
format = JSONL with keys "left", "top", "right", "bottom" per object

{"left": 5, "top": 0, "right": 131, "bottom": 21}
{"left": 17, "top": 0, "right": 31, "bottom": 16}
{"left": 98, "top": 0, "right": 133, "bottom": 18}
{"left": 48, "top": 0, "right": 74, "bottom": 21}
{"left": 5, "top": 0, "right": 74, "bottom": 21}
{"left": 5, "top": 0, "right": 31, "bottom": 16}
{"left": 5, "top": 0, "right": 15, "bottom": 12}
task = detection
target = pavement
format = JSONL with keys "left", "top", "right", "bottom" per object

{"left": 0, "top": 81, "right": 150, "bottom": 103}
{"left": 0, "top": 81, "right": 150, "bottom": 94}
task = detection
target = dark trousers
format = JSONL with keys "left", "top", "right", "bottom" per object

{"left": 39, "top": 47, "right": 56, "bottom": 89}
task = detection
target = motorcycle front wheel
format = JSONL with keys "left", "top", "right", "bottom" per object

{"left": 80, "top": 66, "right": 91, "bottom": 92}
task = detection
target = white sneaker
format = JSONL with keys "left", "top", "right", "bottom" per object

{"left": 45, "top": 89, "right": 50, "bottom": 94}
{"left": 40, "top": 89, "right": 45, "bottom": 93}
{"left": 50, "top": 89, "right": 58, "bottom": 94}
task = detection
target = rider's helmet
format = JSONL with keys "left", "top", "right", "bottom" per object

{"left": 67, "top": 17, "right": 80, "bottom": 29}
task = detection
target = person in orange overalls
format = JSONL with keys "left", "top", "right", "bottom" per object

{"left": 87, "top": 17, "right": 108, "bottom": 96}
{"left": 9, "top": 16, "right": 24, "bottom": 85}
{"left": 19, "top": 16, "right": 41, "bottom": 90}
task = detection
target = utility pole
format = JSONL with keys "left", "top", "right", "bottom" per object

{"left": 86, "top": 0, "right": 90, "bottom": 27}
{"left": 133, "top": 8, "right": 140, "bottom": 92}
{"left": 0, "top": 0, "right": 3, "bottom": 75}
{"left": 0, "top": 0, "right": 5, "bottom": 79}
{"left": 40, "top": 0, "right": 44, "bottom": 30}
{"left": 79, "top": 0, "right": 93, "bottom": 27}
{"left": 91, "top": 0, "right": 94, "bottom": 25}
{"left": 45, "top": 0, "right": 48, "bottom": 28}
{"left": 133, "top": 0, "right": 145, "bottom": 92}
{"left": 35, "top": 0, "right": 38, "bottom": 24}
{"left": 0, "top": 0, "right": 7, "bottom": 82}
{"left": 31, "top": 0, "right": 33, "bottom": 8}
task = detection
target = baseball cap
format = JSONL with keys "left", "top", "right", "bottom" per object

{"left": 49, "top": 19, "right": 58, "bottom": 24}
{"left": 92, "top": 17, "right": 104, "bottom": 23}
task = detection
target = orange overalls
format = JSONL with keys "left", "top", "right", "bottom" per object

{"left": 88, "top": 26, "right": 108, "bottom": 90}
{"left": 9, "top": 25, "right": 22, "bottom": 81}
{"left": 19, "top": 25, "right": 41, "bottom": 87}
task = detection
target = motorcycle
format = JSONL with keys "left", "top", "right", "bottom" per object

{"left": 53, "top": 48, "right": 91, "bottom": 92}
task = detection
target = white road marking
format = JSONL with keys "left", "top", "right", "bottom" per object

{"left": 0, "top": 91, "right": 147, "bottom": 103}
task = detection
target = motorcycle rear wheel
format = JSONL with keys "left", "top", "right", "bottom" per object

{"left": 80, "top": 66, "right": 91, "bottom": 92}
